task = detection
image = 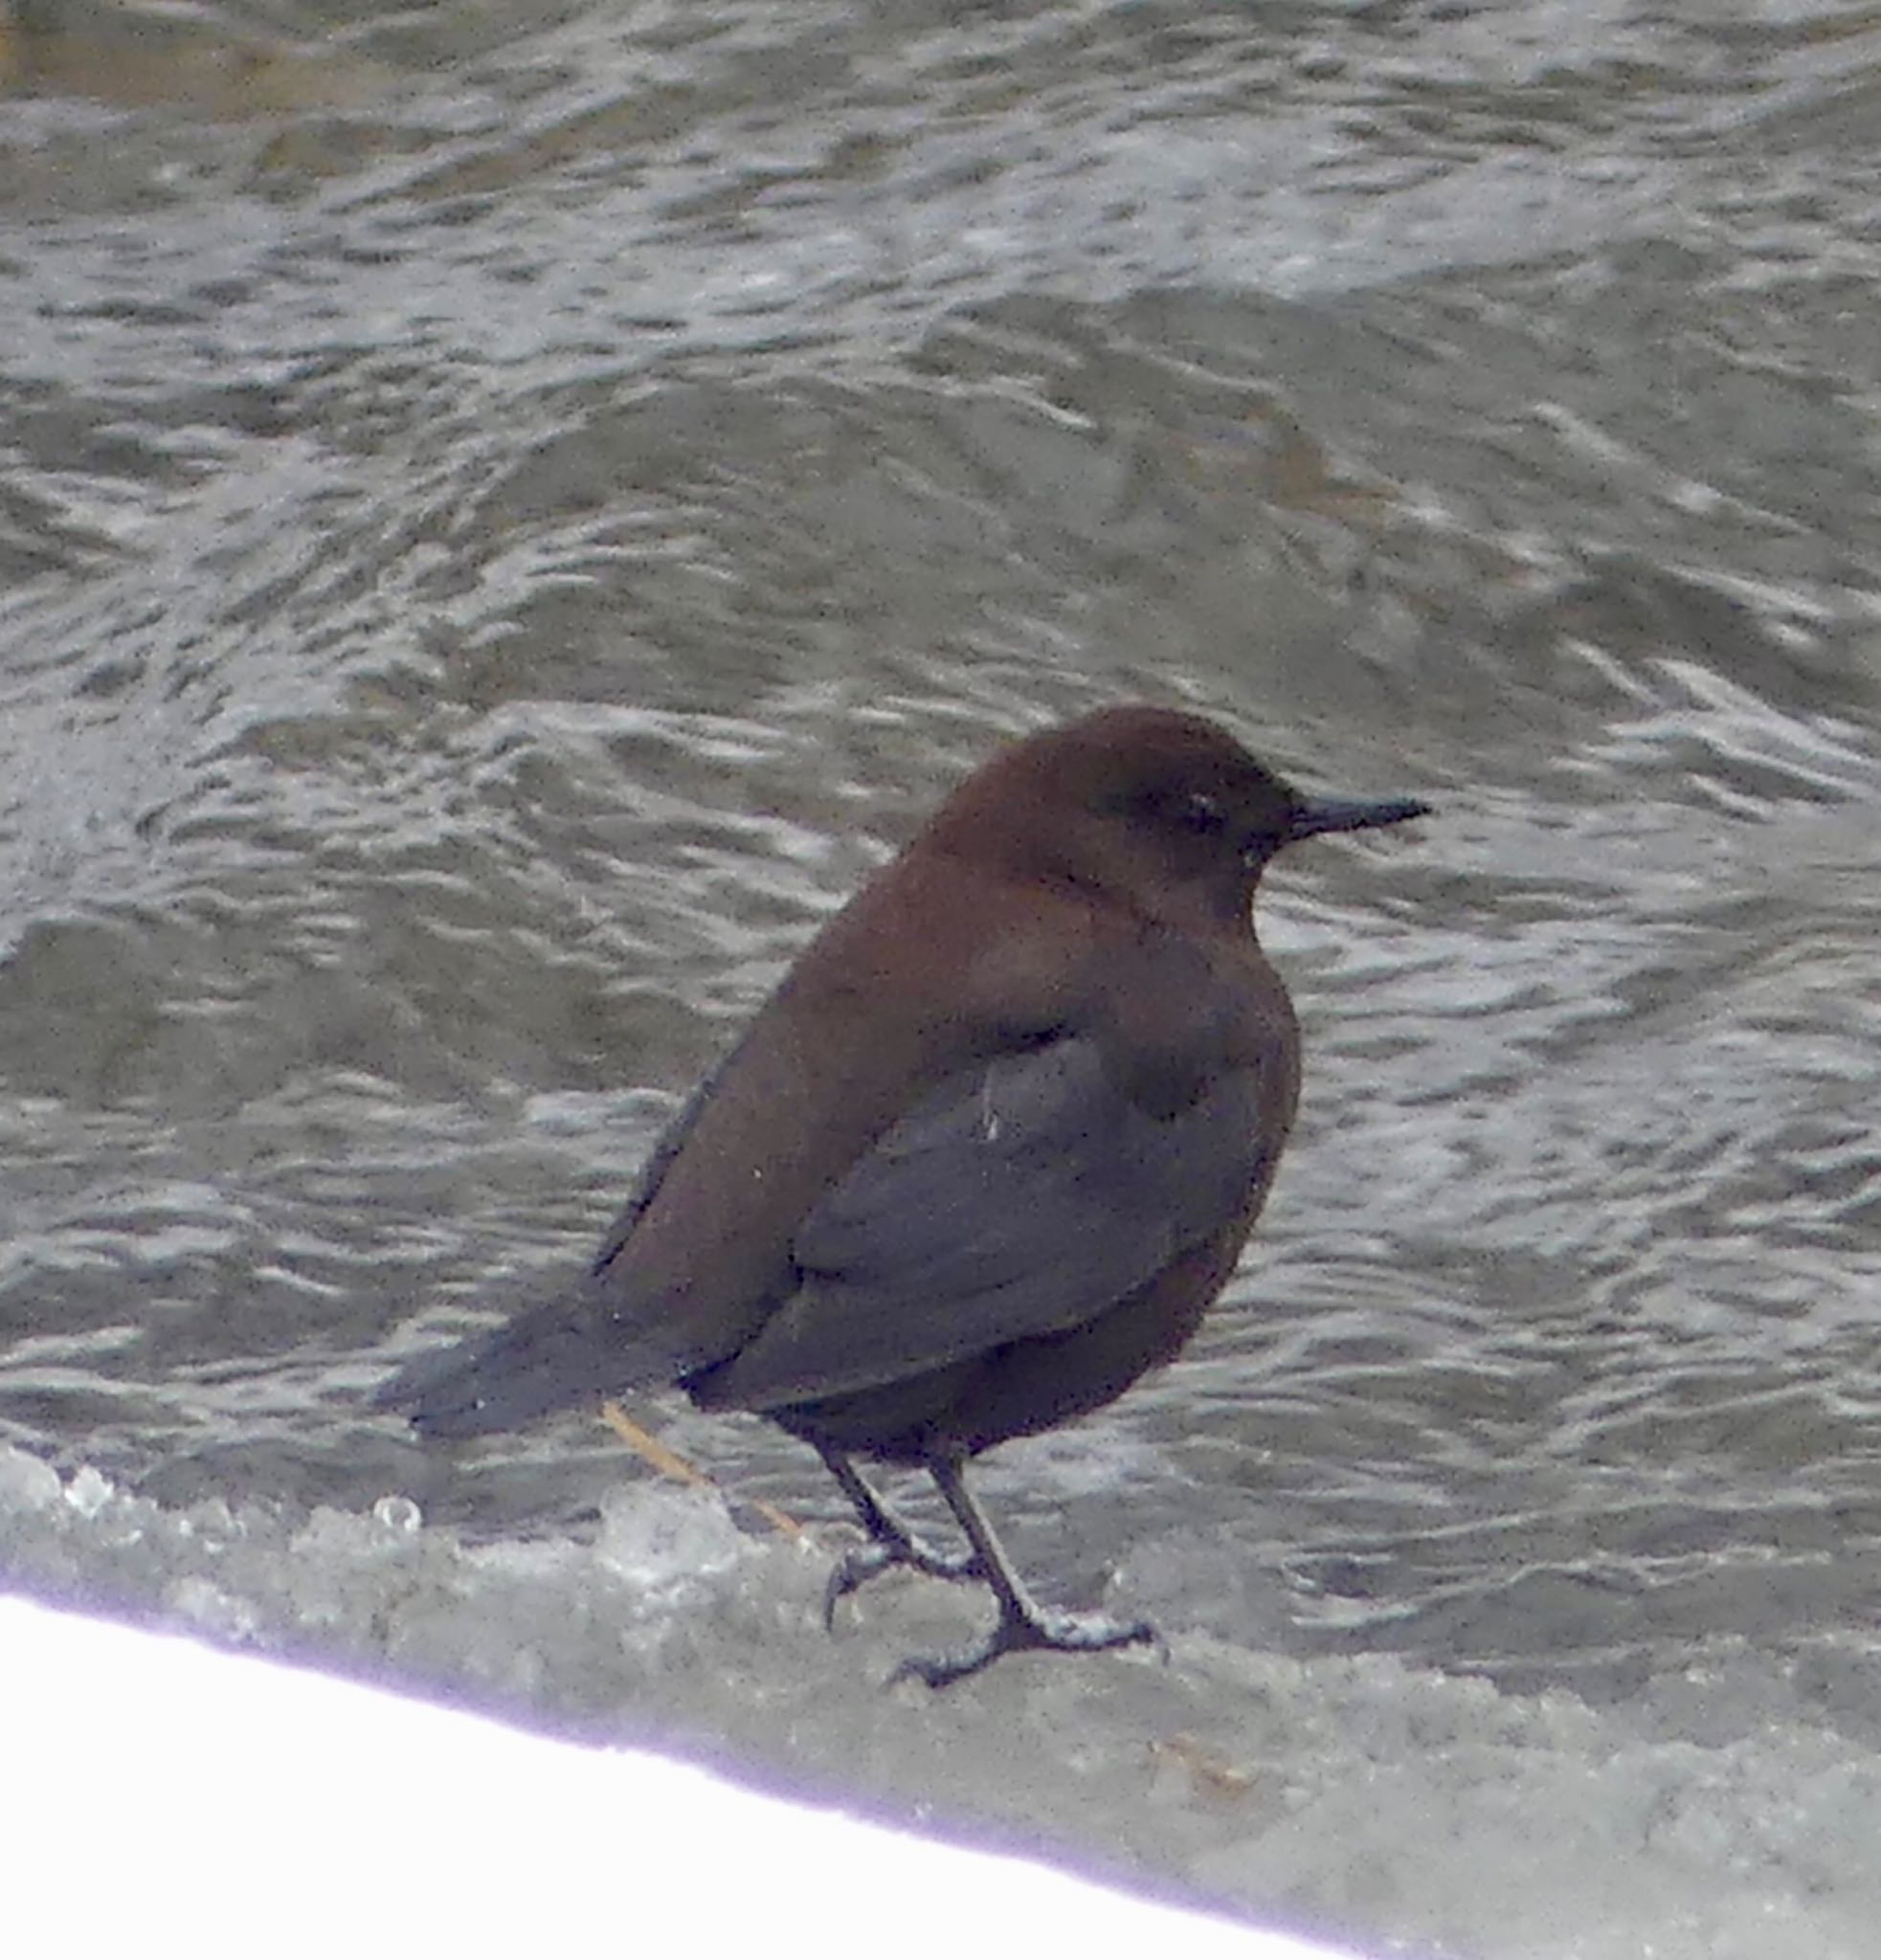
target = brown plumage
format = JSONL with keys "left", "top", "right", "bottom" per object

{"left": 373, "top": 707, "right": 1428, "bottom": 1684}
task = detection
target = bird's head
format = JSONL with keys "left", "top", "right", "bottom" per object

{"left": 928, "top": 706, "right": 1428, "bottom": 929}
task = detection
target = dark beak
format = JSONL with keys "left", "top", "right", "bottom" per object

{"left": 1285, "top": 794, "right": 1430, "bottom": 842}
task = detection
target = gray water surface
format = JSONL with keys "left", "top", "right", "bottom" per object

{"left": 4, "top": 4, "right": 1881, "bottom": 1953}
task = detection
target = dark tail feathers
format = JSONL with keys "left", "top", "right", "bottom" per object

{"left": 371, "top": 1289, "right": 651, "bottom": 1438}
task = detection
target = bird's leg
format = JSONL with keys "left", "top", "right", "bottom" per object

{"left": 817, "top": 1446, "right": 982, "bottom": 1631}
{"left": 888, "top": 1456, "right": 1163, "bottom": 1689}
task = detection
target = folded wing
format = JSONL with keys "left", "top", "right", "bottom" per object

{"left": 691, "top": 1033, "right": 1276, "bottom": 1413}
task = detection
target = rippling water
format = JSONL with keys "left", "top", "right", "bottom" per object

{"left": 4, "top": 0, "right": 1881, "bottom": 1946}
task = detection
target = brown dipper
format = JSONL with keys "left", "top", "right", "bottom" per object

{"left": 374, "top": 707, "right": 1428, "bottom": 1685}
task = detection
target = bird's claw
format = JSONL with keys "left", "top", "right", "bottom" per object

{"left": 822, "top": 1536, "right": 983, "bottom": 1632}
{"left": 888, "top": 1608, "right": 1164, "bottom": 1690}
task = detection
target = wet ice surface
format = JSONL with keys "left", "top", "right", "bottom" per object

{"left": 7, "top": 1443, "right": 1881, "bottom": 1960}
{"left": 8, "top": 1593, "right": 1341, "bottom": 1960}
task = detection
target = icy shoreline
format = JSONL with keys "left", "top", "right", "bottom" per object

{"left": 5, "top": 1443, "right": 1877, "bottom": 1959}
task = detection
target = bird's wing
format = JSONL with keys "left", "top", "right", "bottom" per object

{"left": 691, "top": 1033, "right": 1280, "bottom": 1413}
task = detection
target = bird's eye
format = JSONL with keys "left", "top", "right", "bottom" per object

{"left": 1178, "top": 791, "right": 1226, "bottom": 835}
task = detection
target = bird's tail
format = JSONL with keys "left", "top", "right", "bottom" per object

{"left": 370, "top": 1284, "right": 656, "bottom": 1438}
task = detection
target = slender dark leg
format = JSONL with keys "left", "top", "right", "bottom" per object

{"left": 817, "top": 1446, "right": 981, "bottom": 1631}
{"left": 888, "top": 1455, "right": 1163, "bottom": 1689}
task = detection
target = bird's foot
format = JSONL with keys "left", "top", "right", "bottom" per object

{"left": 888, "top": 1605, "right": 1165, "bottom": 1690}
{"left": 823, "top": 1534, "right": 983, "bottom": 1632}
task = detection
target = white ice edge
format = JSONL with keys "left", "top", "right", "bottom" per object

{"left": 2, "top": 1591, "right": 1374, "bottom": 1960}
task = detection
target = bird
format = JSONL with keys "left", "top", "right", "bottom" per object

{"left": 373, "top": 706, "right": 1428, "bottom": 1686}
